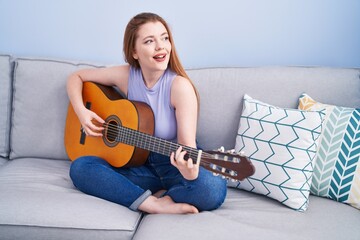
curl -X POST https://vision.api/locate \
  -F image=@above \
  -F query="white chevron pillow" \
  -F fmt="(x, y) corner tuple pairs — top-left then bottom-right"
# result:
(298, 93), (360, 210)
(231, 95), (324, 211)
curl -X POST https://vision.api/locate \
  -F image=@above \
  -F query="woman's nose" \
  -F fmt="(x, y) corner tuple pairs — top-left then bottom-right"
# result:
(155, 41), (165, 51)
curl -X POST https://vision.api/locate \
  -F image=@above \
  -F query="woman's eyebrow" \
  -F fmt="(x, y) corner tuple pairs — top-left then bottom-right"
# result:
(142, 32), (168, 40)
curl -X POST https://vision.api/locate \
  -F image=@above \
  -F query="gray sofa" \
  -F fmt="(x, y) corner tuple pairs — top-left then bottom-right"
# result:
(0, 54), (359, 240)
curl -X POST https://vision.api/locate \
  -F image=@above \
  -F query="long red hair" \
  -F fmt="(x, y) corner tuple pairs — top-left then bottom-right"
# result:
(123, 12), (200, 106)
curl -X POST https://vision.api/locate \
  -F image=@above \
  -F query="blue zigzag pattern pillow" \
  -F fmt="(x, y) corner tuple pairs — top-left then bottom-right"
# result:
(298, 93), (360, 210)
(231, 95), (323, 211)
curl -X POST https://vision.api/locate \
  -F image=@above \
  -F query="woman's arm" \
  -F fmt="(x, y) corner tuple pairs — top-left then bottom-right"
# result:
(169, 76), (199, 180)
(66, 65), (130, 136)
(171, 76), (198, 147)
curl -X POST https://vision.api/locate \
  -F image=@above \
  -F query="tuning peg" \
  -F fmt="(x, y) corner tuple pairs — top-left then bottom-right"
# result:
(237, 151), (246, 156)
(216, 146), (225, 152)
(227, 149), (235, 154)
(211, 164), (220, 177)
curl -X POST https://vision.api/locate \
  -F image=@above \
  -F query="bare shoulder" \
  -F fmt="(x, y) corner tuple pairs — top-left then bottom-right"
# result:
(171, 76), (196, 94)
(171, 76), (197, 107)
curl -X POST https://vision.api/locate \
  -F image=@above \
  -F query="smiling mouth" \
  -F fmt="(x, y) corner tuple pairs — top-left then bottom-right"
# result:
(153, 54), (166, 60)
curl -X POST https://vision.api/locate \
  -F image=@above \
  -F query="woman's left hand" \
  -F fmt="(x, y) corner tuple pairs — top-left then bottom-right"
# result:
(170, 146), (200, 180)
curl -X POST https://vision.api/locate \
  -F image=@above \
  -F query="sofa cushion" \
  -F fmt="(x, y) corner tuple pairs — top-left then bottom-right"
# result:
(133, 188), (360, 240)
(0, 55), (12, 157)
(229, 95), (323, 211)
(0, 158), (141, 240)
(0, 157), (7, 167)
(298, 93), (360, 209)
(10, 58), (104, 160)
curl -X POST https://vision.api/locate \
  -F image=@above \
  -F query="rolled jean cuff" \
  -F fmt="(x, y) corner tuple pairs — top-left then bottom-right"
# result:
(129, 189), (152, 211)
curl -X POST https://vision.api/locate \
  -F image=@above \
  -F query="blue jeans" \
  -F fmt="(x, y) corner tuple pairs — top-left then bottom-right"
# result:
(69, 152), (227, 211)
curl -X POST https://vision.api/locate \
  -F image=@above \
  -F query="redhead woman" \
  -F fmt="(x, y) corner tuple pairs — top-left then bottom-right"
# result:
(67, 12), (227, 214)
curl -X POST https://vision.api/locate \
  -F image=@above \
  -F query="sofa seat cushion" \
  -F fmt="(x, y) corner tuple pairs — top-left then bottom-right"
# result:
(0, 158), (142, 240)
(133, 188), (360, 240)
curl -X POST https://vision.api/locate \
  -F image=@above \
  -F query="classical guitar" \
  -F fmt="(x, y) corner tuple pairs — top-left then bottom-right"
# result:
(64, 82), (255, 181)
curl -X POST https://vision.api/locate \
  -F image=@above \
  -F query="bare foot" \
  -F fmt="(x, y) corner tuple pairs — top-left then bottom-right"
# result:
(138, 195), (199, 214)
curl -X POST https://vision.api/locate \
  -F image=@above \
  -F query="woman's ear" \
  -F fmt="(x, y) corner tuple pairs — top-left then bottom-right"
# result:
(132, 50), (138, 60)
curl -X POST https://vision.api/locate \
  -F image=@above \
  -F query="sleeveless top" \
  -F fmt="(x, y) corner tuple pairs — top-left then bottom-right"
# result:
(127, 66), (177, 141)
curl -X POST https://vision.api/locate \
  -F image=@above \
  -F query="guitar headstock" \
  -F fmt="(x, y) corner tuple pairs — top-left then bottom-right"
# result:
(200, 149), (255, 181)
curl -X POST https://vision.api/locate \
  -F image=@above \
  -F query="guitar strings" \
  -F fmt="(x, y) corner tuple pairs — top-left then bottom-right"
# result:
(98, 123), (237, 178)
(103, 121), (185, 154)
(104, 123), (212, 157)
(101, 122), (215, 163)
(81, 120), (238, 179)
(98, 122), (238, 179)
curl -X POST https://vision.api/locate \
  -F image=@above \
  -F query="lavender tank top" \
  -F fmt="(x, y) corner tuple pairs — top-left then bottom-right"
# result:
(127, 66), (177, 140)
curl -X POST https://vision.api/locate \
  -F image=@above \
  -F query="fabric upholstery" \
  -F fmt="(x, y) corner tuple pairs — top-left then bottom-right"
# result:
(0, 158), (141, 240)
(0, 55), (12, 157)
(0, 157), (7, 166)
(10, 58), (104, 160)
(133, 188), (360, 240)
(188, 67), (360, 151)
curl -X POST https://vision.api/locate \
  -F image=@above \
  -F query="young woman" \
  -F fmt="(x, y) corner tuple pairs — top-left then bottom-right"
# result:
(67, 12), (227, 214)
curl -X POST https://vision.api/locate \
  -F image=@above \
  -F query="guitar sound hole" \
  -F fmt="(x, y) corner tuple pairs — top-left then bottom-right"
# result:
(106, 120), (118, 142)
(103, 115), (122, 148)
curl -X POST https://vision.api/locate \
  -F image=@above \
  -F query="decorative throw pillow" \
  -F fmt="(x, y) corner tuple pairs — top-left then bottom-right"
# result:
(298, 93), (360, 210)
(230, 95), (324, 211)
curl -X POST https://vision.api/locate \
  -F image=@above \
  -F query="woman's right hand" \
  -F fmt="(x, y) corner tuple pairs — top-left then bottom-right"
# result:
(78, 108), (105, 137)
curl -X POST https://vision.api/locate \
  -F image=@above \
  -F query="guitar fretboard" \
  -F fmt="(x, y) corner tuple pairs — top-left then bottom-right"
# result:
(107, 123), (200, 162)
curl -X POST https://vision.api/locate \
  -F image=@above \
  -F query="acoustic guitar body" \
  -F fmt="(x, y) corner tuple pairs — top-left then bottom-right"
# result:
(64, 82), (155, 167)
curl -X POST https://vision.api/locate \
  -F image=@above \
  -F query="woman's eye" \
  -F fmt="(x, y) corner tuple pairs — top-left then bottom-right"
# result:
(144, 39), (153, 44)
(163, 36), (169, 41)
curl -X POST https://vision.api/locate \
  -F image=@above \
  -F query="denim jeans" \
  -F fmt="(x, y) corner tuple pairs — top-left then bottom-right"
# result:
(69, 152), (227, 211)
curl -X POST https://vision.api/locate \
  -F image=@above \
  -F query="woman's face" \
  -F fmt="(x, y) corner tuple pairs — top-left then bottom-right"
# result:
(133, 21), (171, 72)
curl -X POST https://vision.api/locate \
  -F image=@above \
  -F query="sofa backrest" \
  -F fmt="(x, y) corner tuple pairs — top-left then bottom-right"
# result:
(188, 67), (360, 150)
(0, 55), (12, 158)
(4, 56), (360, 160)
(9, 58), (105, 160)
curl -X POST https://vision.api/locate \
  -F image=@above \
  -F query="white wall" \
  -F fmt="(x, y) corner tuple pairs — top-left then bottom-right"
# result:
(0, 0), (359, 68)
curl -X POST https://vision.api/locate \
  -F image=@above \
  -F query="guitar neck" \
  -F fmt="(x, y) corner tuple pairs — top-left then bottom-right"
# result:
(115, 125), (200, 162)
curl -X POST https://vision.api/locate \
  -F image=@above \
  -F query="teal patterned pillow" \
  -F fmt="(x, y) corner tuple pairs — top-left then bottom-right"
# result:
(231, 95), (324, 211)
(299, 93), (360, 209)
